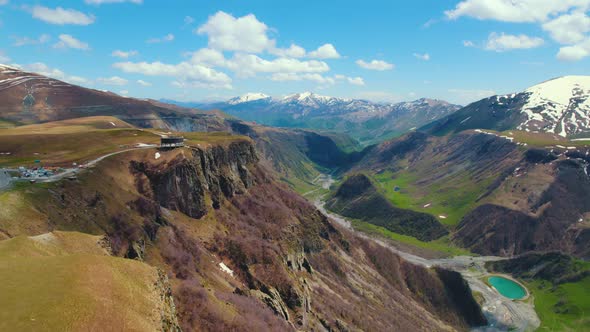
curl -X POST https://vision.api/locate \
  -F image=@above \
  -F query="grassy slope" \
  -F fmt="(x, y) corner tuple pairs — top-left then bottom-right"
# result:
(0, 232), (164, 332)
(372, 170), (491, 227)
(527, 277), (590, 331)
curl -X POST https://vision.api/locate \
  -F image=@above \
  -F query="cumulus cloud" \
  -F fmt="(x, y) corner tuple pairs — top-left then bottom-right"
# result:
(542, 12), (590, 44)
(12, 34), (51, 47)
(111, 50), (138, 58)
(270, 73), (364, 87)
(113, 61), (232, 89)
(270, 44), (307, 58)
(146, 33), (174, 44)
(485, 32), (544, 51)
(97, 76), (128, 86)
(445, 0), (590, 23)
(226, 53), (330, 78)
(196, 11), (273, 53)
(31, 6), (95, 25)
(413, 53), (430, 61)
(308, 44), (341, 59)
(189, 48), (227, 67)
(356, 59), (395, 71)
(137, 79), (152, 86)
(53, 34), (90, 50)
(20, 62), (89, 84)
(347, 76), (365, 86)
(85, 0), (142, 4)
(557, 38), (590, 61)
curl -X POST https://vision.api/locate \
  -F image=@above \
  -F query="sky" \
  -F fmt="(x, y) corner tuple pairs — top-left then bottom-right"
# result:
(0, 0), (589, 105)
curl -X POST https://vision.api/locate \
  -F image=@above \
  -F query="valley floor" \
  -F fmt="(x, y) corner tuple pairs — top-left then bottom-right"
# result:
(313, 175), (541, 332)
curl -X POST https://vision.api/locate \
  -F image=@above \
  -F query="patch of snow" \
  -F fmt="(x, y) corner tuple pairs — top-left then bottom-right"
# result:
(227, 92), (270, 105)
(439, 215), (447, 219)
(154, 152), (161, 160)
(423, 203), (431, 208)
(219, 262), (234, 276)
(109, 121), (116, 127)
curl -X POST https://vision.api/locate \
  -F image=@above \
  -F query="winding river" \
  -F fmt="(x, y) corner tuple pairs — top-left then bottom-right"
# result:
(313, 175), (540, 332)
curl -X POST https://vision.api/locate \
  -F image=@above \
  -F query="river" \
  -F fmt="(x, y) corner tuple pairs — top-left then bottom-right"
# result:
(313, 175), (540, 332)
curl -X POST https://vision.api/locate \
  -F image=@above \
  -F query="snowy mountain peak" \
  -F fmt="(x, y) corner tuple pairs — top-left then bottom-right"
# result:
(525, 76), (590, 106)
(282, 91), (333, 103)
(519, 75), (590, 137)
(227, 92), (270, 105)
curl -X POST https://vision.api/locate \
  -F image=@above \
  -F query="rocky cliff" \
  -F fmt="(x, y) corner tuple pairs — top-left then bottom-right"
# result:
(2, 138), (487, 331)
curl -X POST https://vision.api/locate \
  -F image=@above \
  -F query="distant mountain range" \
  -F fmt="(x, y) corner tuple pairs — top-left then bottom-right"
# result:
(163, 92), (462, 145)
(423, 76), (590, 138)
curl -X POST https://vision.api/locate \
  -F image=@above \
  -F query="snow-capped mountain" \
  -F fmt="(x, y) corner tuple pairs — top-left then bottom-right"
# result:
(195, 92), (461, 144)
(517, 76), (590, 136)
(424, 76), (590, 138)
(227, 92), (271, 105)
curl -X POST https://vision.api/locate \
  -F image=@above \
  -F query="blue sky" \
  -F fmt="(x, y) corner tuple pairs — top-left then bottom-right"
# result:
(0, 0), (589, 105)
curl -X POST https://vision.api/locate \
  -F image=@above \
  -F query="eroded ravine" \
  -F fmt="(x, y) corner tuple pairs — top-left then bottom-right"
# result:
(313, 176), (540, 332)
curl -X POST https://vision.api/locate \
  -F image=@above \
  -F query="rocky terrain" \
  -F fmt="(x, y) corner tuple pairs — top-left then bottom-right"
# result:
(176, 92), (461, 145)
(0, 64), (229, 132)
(423, 76), (590, 138)
(0, 126), (487, 331)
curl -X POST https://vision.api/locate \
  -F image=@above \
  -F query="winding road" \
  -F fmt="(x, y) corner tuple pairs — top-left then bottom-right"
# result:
(0, 144), (158, 190)
(313, 175), (540, 332)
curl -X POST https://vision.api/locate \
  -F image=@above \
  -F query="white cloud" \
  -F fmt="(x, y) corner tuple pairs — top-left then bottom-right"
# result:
(113, 61), (232, 89)
(53, 34), (90, 50)
(21, 62), (89, 85)
(0, 0), (8, 5)
(445, 0), (590, 23)
(270, 44), (307, 58)
(31, 6), (95, 25)
(137, 79), (152, 86)
(270, 73), (335, 85)
(119, 90), (129, 95)
(463, 40), (475, 47)
(97, 76), (128, 86)
(189, 48), (228, 67)
(356, 59), (395, 71)
(270, 73), (364, 86)
(484, 32), (544, 52)
(146, 33), (174, 44)
(196, 11), (273, 53)
(308, 44), (341, 59)
(542, 12), (590, 44)
(347, 76), (365, 86)
(413, 53), (430, 61)
(12, 34), (51, 47)
(226, 53), (330, 78)
(557, 38), (590, 61)
(111, 50), (138, 58)
(85, 0), (142, 4)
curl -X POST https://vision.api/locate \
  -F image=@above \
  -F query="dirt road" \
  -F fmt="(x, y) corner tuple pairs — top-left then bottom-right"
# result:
(315, 195), (540, 332)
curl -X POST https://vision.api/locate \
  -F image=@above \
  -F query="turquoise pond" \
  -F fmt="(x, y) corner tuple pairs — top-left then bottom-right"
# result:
(488, 276), (527, 300)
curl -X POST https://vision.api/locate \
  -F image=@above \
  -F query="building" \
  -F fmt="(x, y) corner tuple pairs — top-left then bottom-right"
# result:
(160, 136), (185, 149)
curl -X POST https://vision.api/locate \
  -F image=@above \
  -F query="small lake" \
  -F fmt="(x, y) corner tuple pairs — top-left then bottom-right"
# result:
(488, 276), (527, 300)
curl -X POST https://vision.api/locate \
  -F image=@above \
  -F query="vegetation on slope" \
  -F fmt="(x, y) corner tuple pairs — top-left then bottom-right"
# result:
(326, 173), (448, 241)
(487, 253), (590, 331)
(0, 231), (179, 332)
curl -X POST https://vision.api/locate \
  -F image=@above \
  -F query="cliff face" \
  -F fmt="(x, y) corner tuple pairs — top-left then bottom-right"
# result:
(8, 139), (486, 331)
